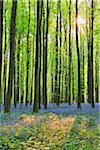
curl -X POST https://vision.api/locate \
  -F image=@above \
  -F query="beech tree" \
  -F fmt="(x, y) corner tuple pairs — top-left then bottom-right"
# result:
(76, 0), (81, 108)
(68, 0), (72, 105)
(54, 0), (59, 104)
(43, 0), (49, 109)
(33, 0), (40, 112)
(26, 0), (31, 106)
(4, 0), (17, 113)
(0, 0), (3, 108)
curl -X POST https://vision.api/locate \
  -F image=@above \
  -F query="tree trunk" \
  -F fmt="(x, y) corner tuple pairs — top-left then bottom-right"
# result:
(68, 0), (72, 105)
(76, 0), (81, 108)
(88, 0), (94, 107)
(54, 1), (59, 105)
(4, 6), (7, 106)
(82, 42), (85, 103)
(90, 0), (94, 107)
(30, 0), (36, 105)
(72, 61), (74, 101)
(43, 0), (49, 109)
(57, 0), (62, 105)
(26, 0), (31, 106)
(33, 0), (40, 112)
(95, 50), (99, 102)
(64, 17), (68, 103)
(38, 0), (43, 109)
(16, 35), (21, 104)
(5, 0), (17, 113)
(0, 0), (3, 108)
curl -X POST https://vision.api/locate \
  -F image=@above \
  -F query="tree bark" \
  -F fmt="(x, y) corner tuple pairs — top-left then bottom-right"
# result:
(76, 0), (81, 108)
(43, 0), (49, 109)
(0, 0), (3, 107)
(54, 1), (59, 105)
(26, 0), (31, 106)
(16, 35), (21, 104)
(33, 0), (40, 112)
(5, 0), (17, 113)
(57, 0), (62, 105)
(68, 0), (72, 105)
(4, 6), (7, 106)
(95, 50), (99, 102)
(90, 0), (94, 107)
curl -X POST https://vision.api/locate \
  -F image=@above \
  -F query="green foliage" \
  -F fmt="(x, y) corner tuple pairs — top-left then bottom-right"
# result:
(0, 112), (99, 150)
(63, 115), (100, 150)
(0, 113), (75, 149)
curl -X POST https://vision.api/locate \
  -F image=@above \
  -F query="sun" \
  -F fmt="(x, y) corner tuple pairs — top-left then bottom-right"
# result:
(76, 16), (85, 25)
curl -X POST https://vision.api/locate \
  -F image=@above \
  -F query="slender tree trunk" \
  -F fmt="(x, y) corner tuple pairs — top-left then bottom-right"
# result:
(88, 0), (94, 107)
(0, 0), (3, 108)
(4, 6), (7, 106)
(26, 0), (31, 106)
(68, 0), (72, 105)
(82, 42), (85, 103)
(87, 6), (91, 103)
(14, 63), (17, 108)
(43, 0), (49, 109)
(16, 35), (21, 103)
(30, 1), (36, 105)
(20, 1), (24, 108)
(57, 0), (62, 105)
(42, 1), (45, 106)
(64, 18), (68, 103)
(30, 35), (34, 105)
(51, 65), (54, 103)
(72, 61), (74, 101)
(38, 0), (43, 109)
(33, 0), (40, 112)
(76, 0), (81, 108)
(95, 49), (99, 102)
(54, 1), (59, 104)
(5, 0), (17, 113)
(90, 0), (94, 107)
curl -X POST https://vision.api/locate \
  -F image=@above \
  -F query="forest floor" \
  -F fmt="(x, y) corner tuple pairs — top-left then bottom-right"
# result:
(0, 103), (100, 150)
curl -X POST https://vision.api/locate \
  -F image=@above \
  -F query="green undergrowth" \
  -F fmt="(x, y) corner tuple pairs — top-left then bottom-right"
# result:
(63, 115), (100, 150)
(0, 113), (99, 150)
(0, 113), (75, 150)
